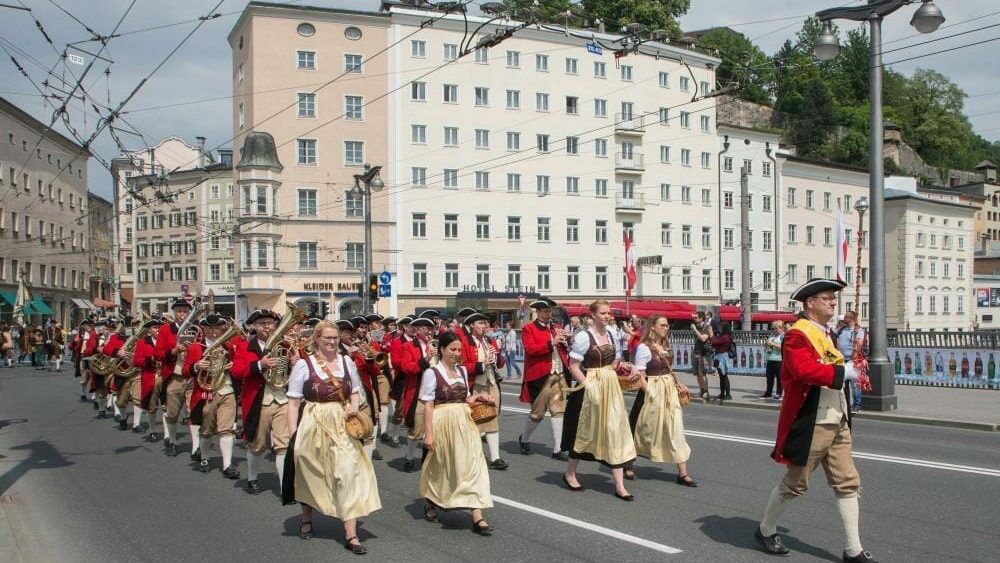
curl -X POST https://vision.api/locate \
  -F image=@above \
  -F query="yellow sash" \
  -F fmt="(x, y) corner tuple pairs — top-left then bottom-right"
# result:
(790, 318), (844, 366)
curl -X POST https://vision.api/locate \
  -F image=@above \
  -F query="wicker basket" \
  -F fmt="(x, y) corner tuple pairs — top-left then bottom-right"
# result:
(618, 375), (642, 392)
(676, 385), (691, 408)
(345, 410), (373, 441)
(469, 402), (498, 424)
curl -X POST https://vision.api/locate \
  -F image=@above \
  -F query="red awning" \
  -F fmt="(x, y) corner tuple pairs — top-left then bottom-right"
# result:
(718, 305), (741, 321)
(92, 298), (115, 308)
(751, 311), (798, 323)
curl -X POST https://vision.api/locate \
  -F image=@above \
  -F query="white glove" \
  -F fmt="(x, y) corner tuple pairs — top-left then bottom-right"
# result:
(843, 363), (858, 381)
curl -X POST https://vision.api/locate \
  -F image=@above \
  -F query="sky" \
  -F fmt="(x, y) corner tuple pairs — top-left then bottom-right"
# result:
(1, 0), (996, 199)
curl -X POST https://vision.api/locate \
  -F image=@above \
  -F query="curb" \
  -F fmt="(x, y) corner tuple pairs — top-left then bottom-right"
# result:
(691, 398), (1000, 432)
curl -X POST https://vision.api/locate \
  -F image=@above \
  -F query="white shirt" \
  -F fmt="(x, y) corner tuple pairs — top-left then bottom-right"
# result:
(632, 343), (653, 371)
(568, 327), (621, 362)
(418, 365), (470, 402)
(286, 355), (362, 400)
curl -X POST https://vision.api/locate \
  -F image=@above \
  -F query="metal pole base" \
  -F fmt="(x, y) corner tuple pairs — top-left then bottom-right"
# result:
(861, 361), (898, 411)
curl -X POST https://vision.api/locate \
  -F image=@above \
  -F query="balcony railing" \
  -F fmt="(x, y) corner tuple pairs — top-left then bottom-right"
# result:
(615, 191), (646, 211)
(615, 113), (645, 133)
(615, 153), (644, 171)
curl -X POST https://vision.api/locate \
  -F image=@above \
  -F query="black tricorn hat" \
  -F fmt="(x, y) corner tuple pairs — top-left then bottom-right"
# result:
(336, 319), (356, 331)
(529, 297), (558, 309)
(418, 310), (440, 319)
(456, 307), (477, 317)
(199, 314), (228, 327)
(246, 309), (281, 325)
(171, 298), (192, 310)
(790, 278), (848, 302)
(462, 312), (490, 325)
(411, 318), (435, 328)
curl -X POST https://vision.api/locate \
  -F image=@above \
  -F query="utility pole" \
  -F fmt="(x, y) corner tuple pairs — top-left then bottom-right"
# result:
(352, 164), (384, 315)
(740, 165), (752, 331)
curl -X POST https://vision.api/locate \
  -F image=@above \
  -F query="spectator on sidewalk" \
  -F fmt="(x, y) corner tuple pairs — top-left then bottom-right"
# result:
(763, 321), (785, 399)
(501, 321), (522, 381)
(565, 316), (583, 338)
(836, 312), (866, 414)
(1, 323), (12, 367)
(712, 323), (734, 401)
(690, 311), (715, 400)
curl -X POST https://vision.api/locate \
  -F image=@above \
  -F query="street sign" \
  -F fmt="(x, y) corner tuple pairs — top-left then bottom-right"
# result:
(586, 42), (603, 55)
(378, 284), (392, 298)
(67, 53), (84, 65)
(181, 284), (189, 293)
(183, 293), (194, 305)
(379, 271), (392, 284)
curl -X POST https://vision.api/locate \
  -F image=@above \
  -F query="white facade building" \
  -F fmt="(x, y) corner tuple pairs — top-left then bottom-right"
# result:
(387, 6), (721, 311)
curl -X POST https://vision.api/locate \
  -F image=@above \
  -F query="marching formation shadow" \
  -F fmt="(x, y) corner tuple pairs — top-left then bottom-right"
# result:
(0, 439), (73, 495)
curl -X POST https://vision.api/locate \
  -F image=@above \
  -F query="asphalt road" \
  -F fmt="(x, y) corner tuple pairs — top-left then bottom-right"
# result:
(1, 367), (998, 563)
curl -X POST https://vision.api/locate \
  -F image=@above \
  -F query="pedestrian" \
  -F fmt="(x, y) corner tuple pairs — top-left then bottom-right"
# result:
(501, 321), (522, 380)
(398, 317), (435, 472)
(561, 300), (637, 500)
(619, 318), (634, 361)
(517, 298), (569, 461)
(47, 321), (65, 371)
(624, 315), (696, 486)
(690, 311), (714, 400)
(284, 320), (381, 553)
(712, 323), (734, 401)
(626, 314), (643, 359)
(69, 320), (98, 402)
(31, 325), (46, 368)
(836, 311), (866, 414)
(565, 315), (582, 337)
(461, 312), (507, 470)
(0, 323), (12, 367)
(420, 330), (495, 536)
(16, 324), (31, 365)
(130, 317), (163, 439)
(762, 321), (785, 399)
(754, 278), (875, 563)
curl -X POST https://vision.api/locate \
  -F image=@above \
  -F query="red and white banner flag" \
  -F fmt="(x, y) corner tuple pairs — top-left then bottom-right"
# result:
(835, 209), (848, 283)
(624, 231), (636, 296)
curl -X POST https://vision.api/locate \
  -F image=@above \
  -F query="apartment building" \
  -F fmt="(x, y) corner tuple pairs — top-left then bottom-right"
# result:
(0, 96), (93, 326)
(229, 3), (391, 320)
(87, 193), (115, 306)
(885, 178), (976, 331)
(114, 137), (235, 314)
(386, 4), (721, 312)
(778, 155), (871, 320)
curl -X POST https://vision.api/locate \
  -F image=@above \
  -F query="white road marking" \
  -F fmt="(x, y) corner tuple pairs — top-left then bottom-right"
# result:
(499, 406), (1000, 477)
(491, 494), (683, 555)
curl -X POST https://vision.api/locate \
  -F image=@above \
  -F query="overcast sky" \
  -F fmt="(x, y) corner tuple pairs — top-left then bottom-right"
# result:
(1, 0), (996, 198)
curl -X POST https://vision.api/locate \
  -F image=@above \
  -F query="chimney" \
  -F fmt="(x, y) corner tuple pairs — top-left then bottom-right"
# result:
(196, 136), (207, 167)
(975, 160), (997, 184)
(949, 176), (958, 188)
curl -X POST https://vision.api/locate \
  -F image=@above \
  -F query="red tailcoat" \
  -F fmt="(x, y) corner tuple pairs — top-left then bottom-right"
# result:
(184, 337), (242, 412)
(349, 346), (378, 415)
(154, 322), (180, 379)
(771, 327), (848, 466)
(520, 320), (569, 403)
(131, 336), (159, 409)
(102, 333), (126, 392)
(70, 330), (99, 357)
(460, 333), (504, 387)
(397, 337), (429, 426)
(231, 338), (286, 441)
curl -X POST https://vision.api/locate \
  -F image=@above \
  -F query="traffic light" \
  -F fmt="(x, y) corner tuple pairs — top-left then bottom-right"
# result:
(368, 274), (379, 302)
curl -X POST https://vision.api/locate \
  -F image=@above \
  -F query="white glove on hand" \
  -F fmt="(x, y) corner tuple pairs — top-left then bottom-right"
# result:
(843, 363), (858, 381)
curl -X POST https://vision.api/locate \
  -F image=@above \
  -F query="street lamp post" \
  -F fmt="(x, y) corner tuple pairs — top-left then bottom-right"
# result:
(814, 0), (945, 411)
(853, 196), (869, 314)
(352, 164), (384, 315)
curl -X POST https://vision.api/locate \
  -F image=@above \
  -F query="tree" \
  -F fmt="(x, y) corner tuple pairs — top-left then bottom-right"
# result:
(695, 27), (774, 105)
(579, 0), (691, 39)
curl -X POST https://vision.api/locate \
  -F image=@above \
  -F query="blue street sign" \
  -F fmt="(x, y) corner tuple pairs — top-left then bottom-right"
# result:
(586, 42), (603, 55)
(378, 284), (392, 298)
(379, 271), (392, 284)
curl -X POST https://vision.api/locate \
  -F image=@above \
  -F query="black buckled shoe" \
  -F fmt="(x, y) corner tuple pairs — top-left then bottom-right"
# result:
(164, 442), (177, 457)
(97, 410), (106, 419)
(190, 448), (201, 461)
(245, 478), (263, 493)
(132, 425), (145, 434)
(199, 460), (210, 473)
(754, 528), (791, 556)
(471, 519), (493, 537)
(223, 465), (241, 480)
(517, 434), (531, 455)
(113, 414), (122, 423)
(489, 458), (509, 470)
(371, 449), (383, 461)
(403, 459), (415, 473)
(92, 400), (99, 411)
(118, 419), (128, 431)
(145, 432), (160, 443)
(676, 474), (698, 487)
(344, 537), (367, 555)
(843, 550), (877, 563)
(551, 451), (569, 462)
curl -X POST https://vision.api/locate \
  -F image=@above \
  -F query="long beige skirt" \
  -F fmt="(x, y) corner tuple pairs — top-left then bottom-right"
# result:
(633, 375), (691, 463)
(294, 401), (382, 520)
(573, 367), (637, 467)
(419, 402), (493, 509)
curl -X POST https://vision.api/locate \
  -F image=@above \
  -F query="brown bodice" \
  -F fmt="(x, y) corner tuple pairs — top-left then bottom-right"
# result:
(582, 330), (616, 369)
(645, 343), (673, 376)
(432, 366), (469, 404)
(303, 355), (352, 403)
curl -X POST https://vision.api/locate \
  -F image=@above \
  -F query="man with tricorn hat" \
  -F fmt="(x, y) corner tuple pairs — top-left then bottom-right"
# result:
(156, 298), (194, 457)
(460, 311), (507, 470)
(754, 279), (875, 563)
(517, 297), (570, 461)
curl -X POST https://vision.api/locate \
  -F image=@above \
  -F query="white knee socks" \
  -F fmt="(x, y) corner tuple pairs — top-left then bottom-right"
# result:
(836, 495), (863, 557)
(55, 358), (62, 371)
(275, 453), (286, 487)
(246, 450), (260, 480)
(522, 418), (541, 441)
(485, 432), (500, 462)
(189, 425), (200, 453)
(406, 438), (419, 460)
(550, 417), (565, 452)
(113, 402), (122, 418)
(760, 486), (794, 536)
(161, 413), (172, 441)
(379, 406), (390, 435)
(132, 406), (146, 428)
(220, 436), (235, 470)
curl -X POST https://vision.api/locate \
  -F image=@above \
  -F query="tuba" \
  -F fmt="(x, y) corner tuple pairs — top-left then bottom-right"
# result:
(261, 301), (308, 388)
(427, 337), (440, 367)
(195, 322), (247, 392)
(113, 319), (154, 381)
(172, 305), (208, 376)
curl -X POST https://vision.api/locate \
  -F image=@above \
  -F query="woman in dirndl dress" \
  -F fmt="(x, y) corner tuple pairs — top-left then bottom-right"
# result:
(625, 315), (697, 486)
(285, 321), (381, 555)
(561, 300), (638, 500)
(420, 331), (496, 535)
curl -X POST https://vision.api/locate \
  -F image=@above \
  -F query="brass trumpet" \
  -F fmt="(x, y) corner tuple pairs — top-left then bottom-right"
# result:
(261, 301), (308, 388)
(360, 339), (388, 366)
(427, 337), (439, 367)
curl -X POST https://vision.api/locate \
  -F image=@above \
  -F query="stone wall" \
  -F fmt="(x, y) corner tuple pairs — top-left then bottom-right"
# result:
(716, 95), (778, 131)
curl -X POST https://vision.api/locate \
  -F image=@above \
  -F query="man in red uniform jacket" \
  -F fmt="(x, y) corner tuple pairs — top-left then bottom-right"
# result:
(184, 314), (242, 477)
(231, 309), (290, 495)
(382, 316), (413, 447)
(336, 319), (380, 460)
(69, 318), (99, 403)
(755, 278), (873, 563)
(102, 319), (129, 426)
(154, 299), (194, 457)
(517, 298), (570, 461)
(130, 318), (163, 441)
(461, 311), (507, 470)
(397, 317), (433, 472)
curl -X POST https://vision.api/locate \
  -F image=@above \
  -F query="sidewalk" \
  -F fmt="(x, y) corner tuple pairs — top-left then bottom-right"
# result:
(673, 371), (1000, 432)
